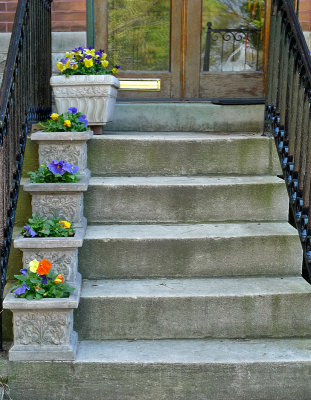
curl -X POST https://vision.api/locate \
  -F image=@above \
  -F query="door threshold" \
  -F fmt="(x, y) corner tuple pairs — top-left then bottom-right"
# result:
(116, 98), (266, 104)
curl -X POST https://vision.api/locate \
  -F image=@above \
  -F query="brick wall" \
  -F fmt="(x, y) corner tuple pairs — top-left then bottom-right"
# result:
(0, 0), (310, 33)
(299, 0), (311, 31)
(0, 0), (86, 32)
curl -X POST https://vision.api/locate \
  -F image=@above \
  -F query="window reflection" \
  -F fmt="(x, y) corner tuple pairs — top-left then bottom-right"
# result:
(108, 0), (171, 71)
(201, 0), (264, 72)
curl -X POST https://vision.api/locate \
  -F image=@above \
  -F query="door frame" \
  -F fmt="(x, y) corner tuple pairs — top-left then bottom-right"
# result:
(87, 0), (268, 99)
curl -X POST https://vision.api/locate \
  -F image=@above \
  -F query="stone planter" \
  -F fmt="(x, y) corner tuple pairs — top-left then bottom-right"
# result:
(50, 75), (120, 125)
(3, 273), (81, 361)
(23, 174), (89, 227)
(14, 227), (84, 284)
(0, 387), (4, 400)
(31, 130), (93, 175)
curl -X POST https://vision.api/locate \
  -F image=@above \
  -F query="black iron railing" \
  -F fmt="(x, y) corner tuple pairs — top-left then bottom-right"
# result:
(0, 0), (52, 349)
(265, 0), (311, 280)
(203, 22), (263, 72)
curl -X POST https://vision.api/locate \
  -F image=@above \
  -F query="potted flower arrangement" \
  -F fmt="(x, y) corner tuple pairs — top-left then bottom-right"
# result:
(14, 214), (83, 284)
(23, 158), (88, 227)
(50, 47), (120, 131)
(31, 107), (93, 176)
(3, 258), (81, 361)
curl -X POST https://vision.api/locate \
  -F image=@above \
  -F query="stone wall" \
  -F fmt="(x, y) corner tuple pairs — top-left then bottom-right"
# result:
(0, 0), (86, 32)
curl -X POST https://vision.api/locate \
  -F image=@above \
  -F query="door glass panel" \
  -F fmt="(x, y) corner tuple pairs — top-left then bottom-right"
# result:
(108, 0), (171, 71)
(201, 0), (264, 72)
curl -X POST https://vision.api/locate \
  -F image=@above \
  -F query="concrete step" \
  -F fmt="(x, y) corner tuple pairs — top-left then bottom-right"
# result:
(75, 276), (311, 340)
(105, 103), (264, 132)
(79, 222), (302, 279)
(88, 132), (281, 177)
(85, 176), (288, 223)
(3, 338), (311, 399)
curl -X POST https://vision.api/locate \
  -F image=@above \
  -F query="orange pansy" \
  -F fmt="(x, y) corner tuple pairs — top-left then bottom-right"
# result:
(36, 258), (52, 275)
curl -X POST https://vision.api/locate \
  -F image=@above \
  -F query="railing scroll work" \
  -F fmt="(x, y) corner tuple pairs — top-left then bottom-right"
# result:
(265, 0), (311, 279)
(0, 0), (52, 350)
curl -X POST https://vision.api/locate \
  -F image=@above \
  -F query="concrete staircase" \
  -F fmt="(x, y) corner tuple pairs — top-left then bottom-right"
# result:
(3, 103), (311, 399)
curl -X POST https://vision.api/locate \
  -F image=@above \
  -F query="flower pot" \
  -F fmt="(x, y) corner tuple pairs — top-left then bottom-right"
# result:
(0, 387), (4, 400)
(14, 227), (84, 284)
(50, 75), (120, 125)
(23, 174), (89, 227)
(31, 130), (93, 175)
(3, 274), (81, 361)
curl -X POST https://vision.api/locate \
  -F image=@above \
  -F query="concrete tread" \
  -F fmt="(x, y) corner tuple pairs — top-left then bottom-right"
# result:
(84, 222), (298, 240)
(98, 132), (266, 140)
(89, 175), (284, 187)
(76, 338), (311, 363)
(81, 276), (311, 298)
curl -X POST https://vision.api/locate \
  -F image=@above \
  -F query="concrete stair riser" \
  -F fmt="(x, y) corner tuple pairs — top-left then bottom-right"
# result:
(85, 176), (288, 223)
(105, 103), (265, 132)
(2, 338), (311, 400)
(88, 134), (281, 176)
(75, 277), (311, 340)
(79, 223), (302, 279)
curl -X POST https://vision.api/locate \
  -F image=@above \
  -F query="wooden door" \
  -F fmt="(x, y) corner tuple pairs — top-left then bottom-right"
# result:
(92, 0), (265, 99)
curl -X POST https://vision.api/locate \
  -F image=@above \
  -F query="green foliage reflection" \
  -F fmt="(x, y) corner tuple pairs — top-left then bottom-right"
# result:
(108, 0), (170, 71)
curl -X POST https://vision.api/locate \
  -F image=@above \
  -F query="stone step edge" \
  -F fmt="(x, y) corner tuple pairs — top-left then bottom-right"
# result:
(75, 338), (311, 363)
(80, 276), (311, 298)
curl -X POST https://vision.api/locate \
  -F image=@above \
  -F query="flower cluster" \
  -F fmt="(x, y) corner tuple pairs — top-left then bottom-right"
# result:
(39, 107), (88, 132)
(28, 160), (79, 183)
(56, 47), (120, 76)
(12, 258), (74, 299)
(22, 214), (74, 238)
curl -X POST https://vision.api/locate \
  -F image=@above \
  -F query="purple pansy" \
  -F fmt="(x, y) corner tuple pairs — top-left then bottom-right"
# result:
(63, 161), (79, 174)
(48, 160), (65, 175)
(39, 275), (48, 285)
(13, 282), (30, 296)
(78, 116), (88, 126)
(20, 268), (28, 275)
(23, 225), (37, 237)
(68, 107), (77, 114)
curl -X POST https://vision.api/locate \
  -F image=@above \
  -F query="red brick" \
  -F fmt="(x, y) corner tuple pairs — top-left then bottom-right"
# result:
(52, 12), (86, 21)
(52, 20), (86, 32)
(0, 12), (15, 22)
(6, 2), (17, 11)
(52, 1), (85, 12)
(0, 4), (7, 11)
(0, 22), (7, 32)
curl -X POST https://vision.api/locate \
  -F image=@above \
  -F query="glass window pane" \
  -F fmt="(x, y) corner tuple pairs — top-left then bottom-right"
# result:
(108, 0), (171, 71)
(201, 0), (265, 72)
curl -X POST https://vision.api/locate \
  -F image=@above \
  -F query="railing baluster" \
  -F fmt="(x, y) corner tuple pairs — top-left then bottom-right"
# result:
(0, 0), (52, 350)
(266, 0), (311, 279)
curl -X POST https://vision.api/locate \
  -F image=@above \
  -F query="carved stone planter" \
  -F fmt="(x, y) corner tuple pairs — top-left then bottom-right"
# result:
(14, 227), (84, 284)
(23, 174), (89, 227)
(3, 274), (81, 361)
(50, 75), (120, 125)
(31, 130), (93, 175)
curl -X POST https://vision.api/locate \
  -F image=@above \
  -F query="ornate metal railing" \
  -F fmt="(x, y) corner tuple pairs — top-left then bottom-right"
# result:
(0, 0), (52, 349)
(265, 0), (311, 280)
(203, 22), (263, 72)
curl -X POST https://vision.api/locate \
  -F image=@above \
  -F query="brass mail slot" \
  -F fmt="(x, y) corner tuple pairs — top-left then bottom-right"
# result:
(119, 78), (161, 91)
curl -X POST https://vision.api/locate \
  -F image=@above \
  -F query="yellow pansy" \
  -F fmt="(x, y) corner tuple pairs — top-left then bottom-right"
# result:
(71, 63), (78, 70)
(64, 120), (71, 127)
(65, 52), (73, 59)
(112, 67), (119, 74)
(83, 58), (94, 68)
(29, 259), (39, 273)
(65, 60), (71, 68)
(59, 220), (71, 229)
(54, 274), (65, 283)
(56, 62), (66, 71)
(101, 53), (107, 60)
(50, 113), (59, 120)
(101, 60), (109, 68)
